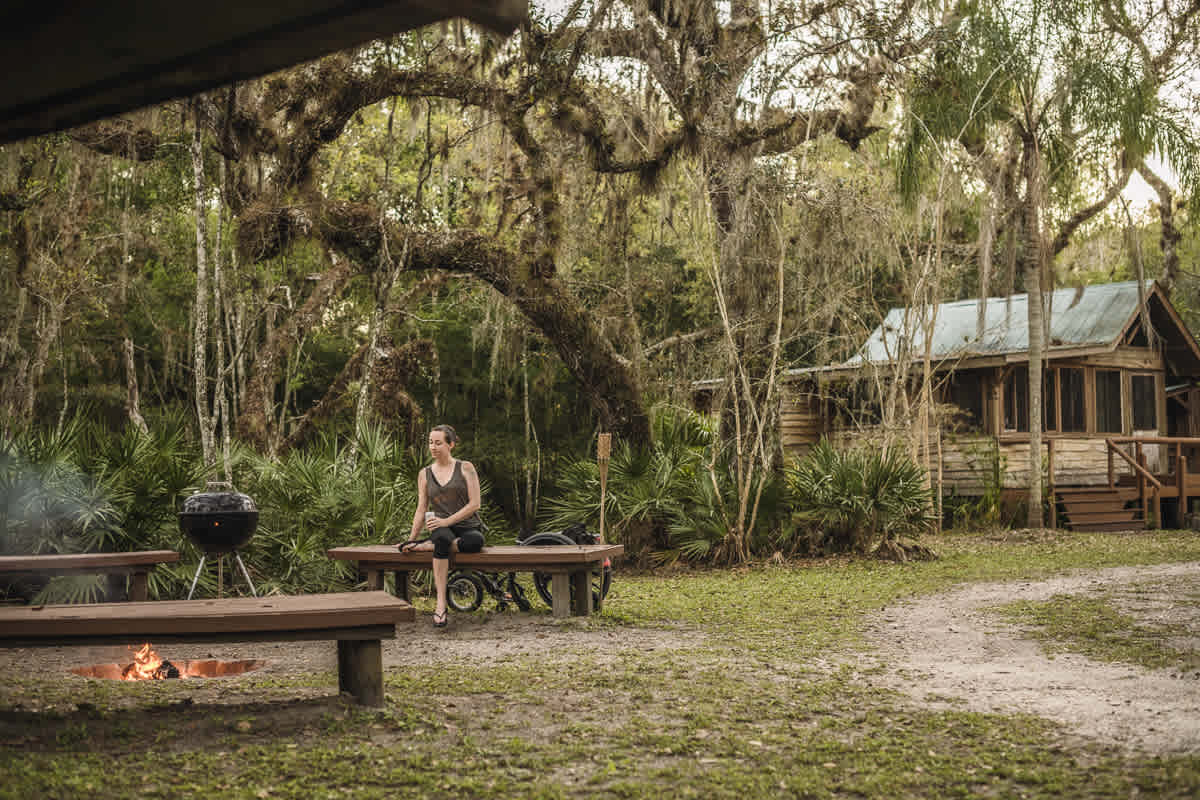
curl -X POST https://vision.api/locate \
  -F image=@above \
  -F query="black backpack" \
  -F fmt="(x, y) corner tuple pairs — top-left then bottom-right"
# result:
(560, 522), (598, 544)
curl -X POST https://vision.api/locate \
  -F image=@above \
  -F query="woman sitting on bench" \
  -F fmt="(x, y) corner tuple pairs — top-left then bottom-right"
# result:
(399, 424), (484, 627)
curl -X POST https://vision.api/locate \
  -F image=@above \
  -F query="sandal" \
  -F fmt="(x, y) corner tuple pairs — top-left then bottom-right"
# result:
(432, 610), (448, 628)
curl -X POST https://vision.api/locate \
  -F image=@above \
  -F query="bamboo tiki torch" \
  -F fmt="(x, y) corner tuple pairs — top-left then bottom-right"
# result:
(597, 433), (612, 543)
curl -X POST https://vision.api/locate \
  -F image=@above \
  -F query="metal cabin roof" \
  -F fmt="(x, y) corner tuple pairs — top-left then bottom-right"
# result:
(813, 280), (1156, 372)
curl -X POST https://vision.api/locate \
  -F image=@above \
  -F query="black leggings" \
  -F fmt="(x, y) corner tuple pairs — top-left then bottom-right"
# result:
(431, 525), (484, 559)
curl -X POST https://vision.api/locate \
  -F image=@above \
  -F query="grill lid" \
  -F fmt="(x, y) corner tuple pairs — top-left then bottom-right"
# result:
(180, 482), (257, 515)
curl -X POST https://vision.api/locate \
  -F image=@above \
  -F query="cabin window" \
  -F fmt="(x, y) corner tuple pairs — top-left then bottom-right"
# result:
(947, 372), (984, 431)
(1003, 366), (1029, 431)
(1132, 374), (1157, 430)
(1096, 370), (1122, 433)
(1043, 370), (1057, 431)
(1060, 368), (1086, 432)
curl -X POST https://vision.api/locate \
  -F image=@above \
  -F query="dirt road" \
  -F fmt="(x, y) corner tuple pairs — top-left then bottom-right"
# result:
(866, 562), (1200, 754)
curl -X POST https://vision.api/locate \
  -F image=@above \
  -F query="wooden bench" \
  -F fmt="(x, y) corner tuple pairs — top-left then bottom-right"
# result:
(0, 591), (413, 705)
(327, 544), (624, 618)
(0, 550), (181, 602)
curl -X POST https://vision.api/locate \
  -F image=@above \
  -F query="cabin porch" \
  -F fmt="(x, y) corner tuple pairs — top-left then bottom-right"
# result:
(1050, 437), (1200, 531)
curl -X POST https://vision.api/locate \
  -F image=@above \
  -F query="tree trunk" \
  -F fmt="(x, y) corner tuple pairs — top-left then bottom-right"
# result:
(351, 94), (402, 452)
(237, 250), (357, 450)
(23, 299), (63, 422)
(119, 160), (149, 435)
(977, 182), (996, 341)
(1, 286), (29, 420)
(1137, 162), (1181, 296)
(213, 159), (232, 481)
(191, 109), (215, 466)
(1022, 136), (1045, 529)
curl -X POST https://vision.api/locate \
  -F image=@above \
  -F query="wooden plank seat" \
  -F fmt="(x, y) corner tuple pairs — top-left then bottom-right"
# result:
(0, 550), (181, 602)
(327, 544), (624, 618)
(0, 591), (413, 705)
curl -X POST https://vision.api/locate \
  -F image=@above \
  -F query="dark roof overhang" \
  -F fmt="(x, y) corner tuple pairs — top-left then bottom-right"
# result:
(0, 1), (527, 144)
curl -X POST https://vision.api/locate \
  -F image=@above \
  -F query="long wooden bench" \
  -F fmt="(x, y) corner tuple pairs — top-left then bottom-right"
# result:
(0, 550), (181, 602)
(0, 591), (413, 705)
(327, 544), (624, 618)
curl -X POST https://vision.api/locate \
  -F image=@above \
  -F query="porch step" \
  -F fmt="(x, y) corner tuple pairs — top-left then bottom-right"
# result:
(1056, 488), (1144, 532)
(1075, 520), (1146, 532)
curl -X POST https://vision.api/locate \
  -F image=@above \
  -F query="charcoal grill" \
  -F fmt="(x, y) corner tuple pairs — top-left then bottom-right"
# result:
(179, 481), (258, 599)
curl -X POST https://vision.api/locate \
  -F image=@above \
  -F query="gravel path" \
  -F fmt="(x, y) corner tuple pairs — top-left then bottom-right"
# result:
(865, 562), (1200, 754)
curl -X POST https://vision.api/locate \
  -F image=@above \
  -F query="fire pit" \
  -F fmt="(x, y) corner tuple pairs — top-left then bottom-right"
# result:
(71, 643), (264, 681)
(179, 482), (259, 599)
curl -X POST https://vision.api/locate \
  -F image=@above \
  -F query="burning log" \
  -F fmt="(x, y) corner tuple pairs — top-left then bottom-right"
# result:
(120, 643), (182, 680)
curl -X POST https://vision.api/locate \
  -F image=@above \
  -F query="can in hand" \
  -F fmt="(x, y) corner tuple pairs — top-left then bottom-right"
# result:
(425, 511), (437, 530)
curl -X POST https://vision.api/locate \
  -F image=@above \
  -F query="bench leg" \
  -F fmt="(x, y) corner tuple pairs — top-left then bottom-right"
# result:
(337, 639), (384, 706)
(551, 573), (571, 618)
(104, 573), (125, 602)
(571, 570), (593, 616)
(394, 570), (410, 602)
(364, 569), (384, 591)
(128, 570), (149, 602)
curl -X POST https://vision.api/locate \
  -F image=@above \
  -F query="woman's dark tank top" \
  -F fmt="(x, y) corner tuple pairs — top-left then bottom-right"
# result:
(426, 460), (480, 528)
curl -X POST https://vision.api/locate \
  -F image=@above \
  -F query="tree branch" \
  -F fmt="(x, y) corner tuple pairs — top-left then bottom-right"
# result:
(69, 119), (166, 161)
(1138, 160), (1182, 294)
(1050, 161), (1134, 256)
(644, 327), (720, 356)
(238, 199), (650, 440)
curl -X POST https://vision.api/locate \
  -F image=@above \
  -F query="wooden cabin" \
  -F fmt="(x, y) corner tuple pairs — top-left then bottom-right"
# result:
(783, 280), (1200, 530)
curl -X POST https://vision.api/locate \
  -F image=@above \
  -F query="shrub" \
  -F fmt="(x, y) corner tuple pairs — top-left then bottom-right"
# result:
(785, 439), (935, 557)
(540, 408), (704, 562)
(1, 417), (507, 600)
(0, 411), (209, 602)
(241, 422), (505, 595)
(541, 405), (791, 564)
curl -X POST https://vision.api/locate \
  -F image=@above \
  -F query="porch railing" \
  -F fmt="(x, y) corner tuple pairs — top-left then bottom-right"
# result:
(1103, 436), (1200, 527)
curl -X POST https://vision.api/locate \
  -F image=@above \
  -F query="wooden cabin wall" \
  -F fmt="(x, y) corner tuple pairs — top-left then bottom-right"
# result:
(939, 436), (1141, 494)
(812, 429), (1146, 495)
(779, 401), (1154, 496)
(781, 393), (823, 456)
(781, 346), (1171, 493)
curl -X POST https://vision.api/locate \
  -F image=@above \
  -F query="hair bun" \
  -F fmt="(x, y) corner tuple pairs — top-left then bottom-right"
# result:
(431, 424), (458, 444)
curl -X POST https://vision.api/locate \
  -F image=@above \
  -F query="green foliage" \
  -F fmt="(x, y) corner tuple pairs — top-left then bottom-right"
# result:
(897, 0), (1200, 213)
(240, 422), (506, 595)
(0, 411), (209, 601)
(0, 415), (508, 599)
(241, 424), (424, 594)
(785, 439), (935, 555)
(541, 406), (790, 563)
(540, 407), (709, 560)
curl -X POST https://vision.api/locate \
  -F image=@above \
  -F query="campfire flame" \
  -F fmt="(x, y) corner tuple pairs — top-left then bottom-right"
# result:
(120, 643), (182, 680)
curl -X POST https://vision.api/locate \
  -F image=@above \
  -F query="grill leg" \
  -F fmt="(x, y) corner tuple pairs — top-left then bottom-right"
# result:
(186, 555), (207, 600)
(233, 553), (257, 597)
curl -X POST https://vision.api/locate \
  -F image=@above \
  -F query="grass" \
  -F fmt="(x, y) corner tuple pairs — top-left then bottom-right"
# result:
(993, 585), (1200, 674)
(1, 529), (1198, 798)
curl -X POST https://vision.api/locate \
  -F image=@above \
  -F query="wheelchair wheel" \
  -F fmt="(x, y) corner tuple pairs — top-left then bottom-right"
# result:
(532, 567), (611, 609)
(447, 571), (484, 613)
(523, 531), (611, 609)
